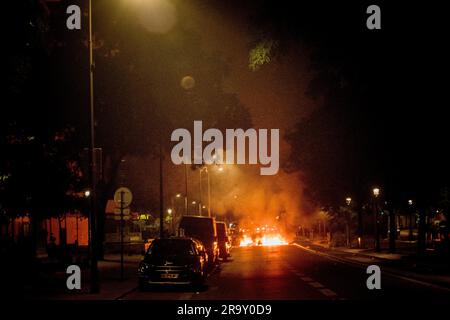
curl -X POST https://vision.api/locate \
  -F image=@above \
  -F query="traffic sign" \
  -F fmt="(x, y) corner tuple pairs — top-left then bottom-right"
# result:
(114, 187), (132, 208)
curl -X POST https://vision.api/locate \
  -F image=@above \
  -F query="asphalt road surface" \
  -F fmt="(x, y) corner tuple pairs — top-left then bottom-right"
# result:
(121, 244), (450, 300)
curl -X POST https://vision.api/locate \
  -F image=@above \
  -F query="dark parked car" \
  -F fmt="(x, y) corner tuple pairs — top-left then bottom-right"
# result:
(216, 221), (231, 260)
(179, 215), (219, 267)
(138, 237), (207, 289)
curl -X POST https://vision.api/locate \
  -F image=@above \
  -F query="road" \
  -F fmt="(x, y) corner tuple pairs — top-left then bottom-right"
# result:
(121, 244), (450, 300)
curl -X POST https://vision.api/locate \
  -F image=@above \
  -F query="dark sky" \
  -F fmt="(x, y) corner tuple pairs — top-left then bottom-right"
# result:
(5, 0), (449, 225)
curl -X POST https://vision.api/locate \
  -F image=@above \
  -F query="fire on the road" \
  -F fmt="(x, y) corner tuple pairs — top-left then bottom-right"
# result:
(239, 234), (288, 247)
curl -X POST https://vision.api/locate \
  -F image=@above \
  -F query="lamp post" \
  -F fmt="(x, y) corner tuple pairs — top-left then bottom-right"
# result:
(199, 167), (211, 217)
(87, 0), (99, 294)
(167, 208), (173, 235)
(408, 199), (414, 241)
(345, 197), (352, 247)
(184, 163), (189, 216)
(373, 187), (381, 252)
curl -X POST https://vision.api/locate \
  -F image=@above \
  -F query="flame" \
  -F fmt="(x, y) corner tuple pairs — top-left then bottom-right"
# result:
(239, 233), (288, 247)
(260, 234), (288, 246)
(239, 235), (253, 246)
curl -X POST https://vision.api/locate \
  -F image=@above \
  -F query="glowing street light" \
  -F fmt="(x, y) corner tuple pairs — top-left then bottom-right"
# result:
(372, 187), (381, 252)
(373, 187), (380, 198)
(167, 208), (173, 214)
(84, 190), (91, 198)
(408, 199), (413, 206)
(345, 197), (352, 206)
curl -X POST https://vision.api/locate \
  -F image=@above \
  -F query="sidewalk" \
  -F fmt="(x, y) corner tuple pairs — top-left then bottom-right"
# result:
(294, 238), (450, 290)
(25, 253), (141, 300)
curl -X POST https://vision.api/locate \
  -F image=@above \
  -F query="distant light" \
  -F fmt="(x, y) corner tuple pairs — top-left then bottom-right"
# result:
(176, 193), (181, 198)
(202, 205), (206, 209)
(84, 190), (91, 198)
(218, 166), (224, 172)
(408, 199), (413, 205)
(373, 188), (380, 197)
(192, 201), (196, 205)
(139, 214), (148, 220)
(345, 197), (352, 206)
(167, 208), (173, 214)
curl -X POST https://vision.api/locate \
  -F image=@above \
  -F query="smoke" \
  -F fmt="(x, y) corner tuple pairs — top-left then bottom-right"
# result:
(211, 164), (307, 236)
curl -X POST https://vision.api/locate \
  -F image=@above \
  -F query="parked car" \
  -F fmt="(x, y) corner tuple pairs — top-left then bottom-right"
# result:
(179, 215), (219, 267)
(138, 237), (207, 289)
(216, 221), (231, 260)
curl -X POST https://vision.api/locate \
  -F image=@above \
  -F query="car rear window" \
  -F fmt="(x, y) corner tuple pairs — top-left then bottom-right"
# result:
(147, 240), (196, 256)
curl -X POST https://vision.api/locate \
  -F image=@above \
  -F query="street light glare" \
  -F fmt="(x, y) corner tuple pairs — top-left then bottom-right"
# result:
(84, 190), (91, 198)
(373, 188), (380, 197)
(135, 0), (177, 34)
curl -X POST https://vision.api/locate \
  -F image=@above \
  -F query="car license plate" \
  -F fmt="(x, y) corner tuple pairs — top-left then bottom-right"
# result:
(161, 273), (178, 279)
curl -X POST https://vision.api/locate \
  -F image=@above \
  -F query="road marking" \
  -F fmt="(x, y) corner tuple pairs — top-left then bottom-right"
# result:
(309, 282), (324, 288)
(292, 243), (450, 293)
(319, 288), (337, 297)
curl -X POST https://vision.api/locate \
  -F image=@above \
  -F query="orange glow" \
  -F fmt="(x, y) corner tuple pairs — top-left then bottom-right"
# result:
(239, 233), (288, 247)
(239, 235), (253, 246)
(260, 234), (288, 246)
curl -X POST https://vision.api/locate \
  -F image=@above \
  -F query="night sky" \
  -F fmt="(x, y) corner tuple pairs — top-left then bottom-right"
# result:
(4, 0), (449, 223)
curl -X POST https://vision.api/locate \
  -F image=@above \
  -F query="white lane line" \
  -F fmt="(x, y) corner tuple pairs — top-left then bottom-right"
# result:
(292, 243), (450, 293)
(287, 261), (340, 299)
(309, 282), (325, 288)
(319, 288), (338, 297)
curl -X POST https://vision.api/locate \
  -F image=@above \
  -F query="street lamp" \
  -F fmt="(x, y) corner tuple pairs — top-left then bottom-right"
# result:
(408, 199), (414, 241)
(199, 166), (211, 217)
(373, 188), (380, 198)
(372, 187), (381, 252)
(345, 197), (352, 206)
(345, 197), (352, 247)
(87, 0), (99, 294)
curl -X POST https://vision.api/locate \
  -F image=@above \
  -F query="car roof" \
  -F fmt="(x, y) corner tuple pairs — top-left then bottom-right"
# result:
(152, 237), (194, 242)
